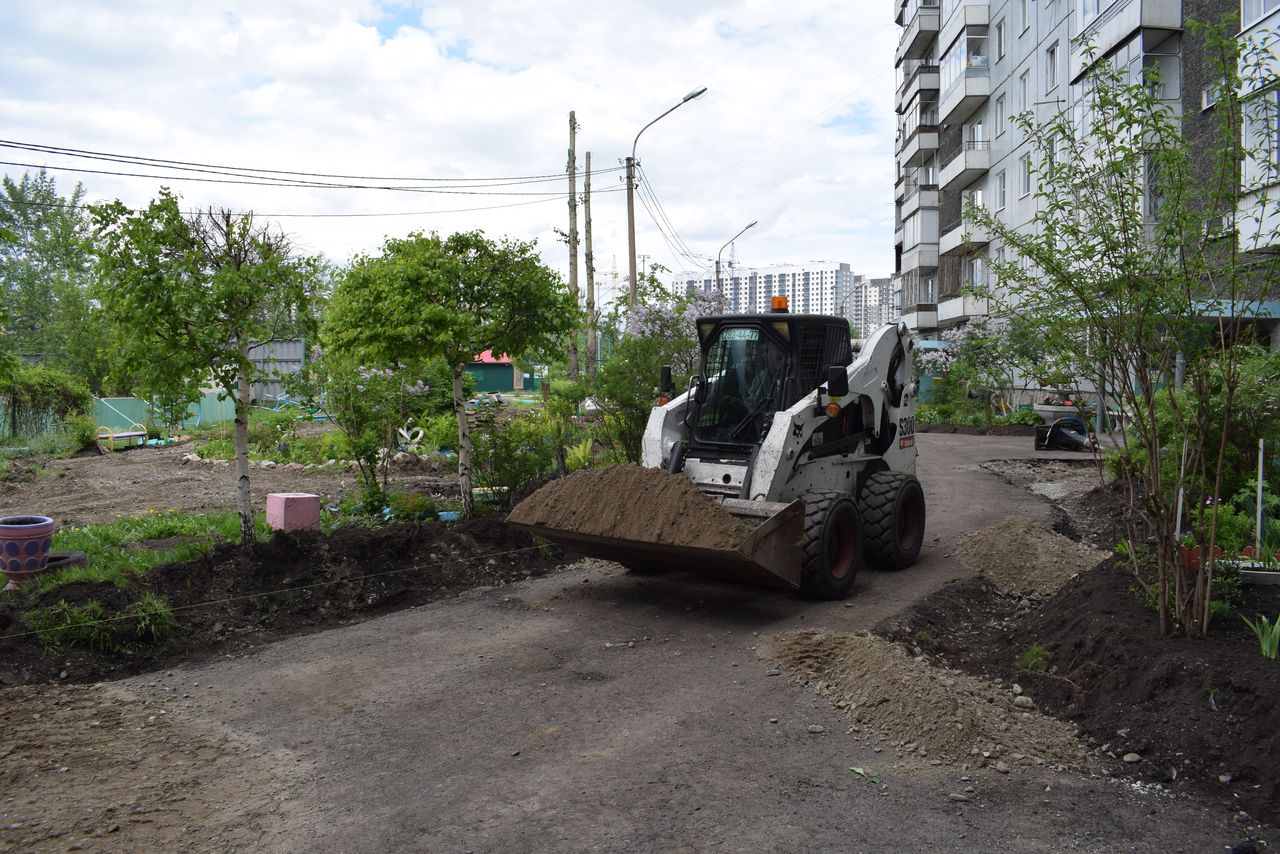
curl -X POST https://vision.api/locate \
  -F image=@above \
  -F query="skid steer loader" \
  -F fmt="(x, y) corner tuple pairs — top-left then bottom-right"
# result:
(510, 298), (926, 599)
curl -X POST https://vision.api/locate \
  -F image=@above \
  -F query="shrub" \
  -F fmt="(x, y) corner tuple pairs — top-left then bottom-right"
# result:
(125, 593), (177, 642)
(470, 412), (555, 507)
(63, 413), (98, 450)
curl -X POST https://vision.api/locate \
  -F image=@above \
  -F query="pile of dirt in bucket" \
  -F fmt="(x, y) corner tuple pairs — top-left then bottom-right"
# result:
(0, 517), (567, 687)
(508, 465), (751, 550)
(956, 517), (1108, 598)
(764, 629), (1091, 770)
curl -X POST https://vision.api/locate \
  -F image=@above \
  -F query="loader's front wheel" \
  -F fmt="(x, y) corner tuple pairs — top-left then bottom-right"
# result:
(859, 470), (926, 571)
(799, 491), (862, 600)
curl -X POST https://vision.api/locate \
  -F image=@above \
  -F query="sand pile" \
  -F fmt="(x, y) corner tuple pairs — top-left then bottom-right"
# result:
(507, 465), (751, 550)
(764, 630), (1090, 769)
(957, 517), (1108, 598)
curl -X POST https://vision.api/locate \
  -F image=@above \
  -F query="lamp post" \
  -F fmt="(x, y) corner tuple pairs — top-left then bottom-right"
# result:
(626, 86), (708, 317)
(715, 220), (758, 293)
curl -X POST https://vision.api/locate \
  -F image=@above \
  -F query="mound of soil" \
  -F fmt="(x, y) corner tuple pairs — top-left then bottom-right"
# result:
(0, 518), (565, 687)
(880, 566), (1280, 825)
(957, 517), (1109, 598)
(918, 423), (1038, 436)
(508, 465), (750, 551)
(764, 630), (1090, 769)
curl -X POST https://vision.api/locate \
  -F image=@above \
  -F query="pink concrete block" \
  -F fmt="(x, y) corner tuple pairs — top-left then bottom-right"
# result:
(266, 492), (321, 532)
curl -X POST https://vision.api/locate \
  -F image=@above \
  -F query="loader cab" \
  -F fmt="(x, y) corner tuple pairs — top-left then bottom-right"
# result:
(690, 313), (853, 453)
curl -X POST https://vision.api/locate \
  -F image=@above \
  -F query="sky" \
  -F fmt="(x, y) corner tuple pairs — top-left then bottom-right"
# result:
(1, 1), (899, 307)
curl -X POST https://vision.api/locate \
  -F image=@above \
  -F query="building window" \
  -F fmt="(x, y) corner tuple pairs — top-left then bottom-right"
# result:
(995, 94), (1007, 135)
(1019, 0), (1030, 32)
(1045, 133), (1058, 170)
(1020, 153), (1032, 197)
(1202, 84), (1220, 111)
(1243, 0), (1280, 28)
(1079, 0), (1102, 29)
(1244, 89), (1280, 188)
(1019, 70), (1030, 113)
(996, 170), (1007, 209)
(1046, 42), (1058, 91)
(995, 19), (1005, 60)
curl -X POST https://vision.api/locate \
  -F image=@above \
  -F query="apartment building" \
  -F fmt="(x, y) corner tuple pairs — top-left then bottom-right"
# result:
(891, 0), (1235, 337)
(675, 262), (858, 317)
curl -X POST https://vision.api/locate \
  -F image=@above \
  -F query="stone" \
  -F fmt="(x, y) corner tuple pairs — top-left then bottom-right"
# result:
(1123, 752), (1141, 763)
(266, 492), (322, 532)
(807, 724), (825, 734)
(1013, 696), (1035, 709)
(993, 762), (1010, 774)
(1011, 683), (1023, 696)
(948, 793), (970, 803)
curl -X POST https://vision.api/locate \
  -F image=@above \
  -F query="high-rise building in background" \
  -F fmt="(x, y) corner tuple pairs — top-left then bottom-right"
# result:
(673, 263), (897, 334)
(891, 0), (1238, 338)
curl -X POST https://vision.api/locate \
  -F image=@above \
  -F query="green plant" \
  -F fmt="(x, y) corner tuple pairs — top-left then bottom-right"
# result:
(62, 413), (97, 450)
(470, 412), (556, 507)
(24, 600), (115, 652)
(566, 437), (595, 472)
(1209, 600), (1232, 619)
(125, 593), (177, 642)
(913, 629), (937, 652)
(1014, 643), (1051, 672)
(1241, 613), (1280, 660)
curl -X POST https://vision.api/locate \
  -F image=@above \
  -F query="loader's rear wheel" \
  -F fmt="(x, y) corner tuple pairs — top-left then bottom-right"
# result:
(859, 471), (925, 571)
(799, 491), (862, 600)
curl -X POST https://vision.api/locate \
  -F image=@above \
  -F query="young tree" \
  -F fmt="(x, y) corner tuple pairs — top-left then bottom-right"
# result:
(90, 190), (320, 545)
(0, 171), (110, 392)
(323, 230), (576, 518)
(966, 24), (1280, 636)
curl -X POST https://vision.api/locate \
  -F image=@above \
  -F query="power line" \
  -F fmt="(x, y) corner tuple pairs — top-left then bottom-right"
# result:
(0, 160), (624, 196)
(1, 195), (572, 219)
(636, 164), (711, 266)
(0, 138), (624, 184)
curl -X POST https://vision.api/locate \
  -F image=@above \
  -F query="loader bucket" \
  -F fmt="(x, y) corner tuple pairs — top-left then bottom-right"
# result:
(509, 497), (805, 590)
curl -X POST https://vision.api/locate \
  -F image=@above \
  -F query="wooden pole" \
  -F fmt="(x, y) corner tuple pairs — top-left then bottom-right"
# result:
(584, 151), (597, 382)
(567, 111), (581, 378)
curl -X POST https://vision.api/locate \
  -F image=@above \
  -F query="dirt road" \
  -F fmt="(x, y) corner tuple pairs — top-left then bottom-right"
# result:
(4, 436), (1260, 852)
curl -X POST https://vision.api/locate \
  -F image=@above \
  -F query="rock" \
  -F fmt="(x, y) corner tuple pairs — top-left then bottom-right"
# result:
(1011, 683), (1023, 696)
(807, 724), (825, 734)
(1012, 695), (1035, 709)
(769, 718), (779, 724)
(261, 460), (277, 469)
(1220, 773), (1234, 784)
(1123, 753), (1141, 763)
(993, 762), (1010, 774)
(393, 451), (413, 464)
(948, 793), (971, 803)
(284, 462), (305, 471)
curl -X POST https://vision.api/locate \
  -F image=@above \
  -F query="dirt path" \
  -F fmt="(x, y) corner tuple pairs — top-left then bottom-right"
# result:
(1, 436), (1263, 852)
(0, 444), (458, 527)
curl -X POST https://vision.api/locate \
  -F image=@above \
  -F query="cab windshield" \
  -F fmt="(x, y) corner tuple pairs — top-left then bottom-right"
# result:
(694, 326), (788, 446)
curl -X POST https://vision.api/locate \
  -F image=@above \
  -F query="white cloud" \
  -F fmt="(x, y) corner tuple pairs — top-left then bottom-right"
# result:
(0, 0), (899, 298)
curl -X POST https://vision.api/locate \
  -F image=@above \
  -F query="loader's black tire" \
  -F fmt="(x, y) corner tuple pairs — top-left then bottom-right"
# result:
(859, 471), (925, 571)
(798, 491), (861, 600)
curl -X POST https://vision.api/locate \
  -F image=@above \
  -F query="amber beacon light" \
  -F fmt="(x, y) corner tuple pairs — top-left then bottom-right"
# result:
(770, 295), (789, 312)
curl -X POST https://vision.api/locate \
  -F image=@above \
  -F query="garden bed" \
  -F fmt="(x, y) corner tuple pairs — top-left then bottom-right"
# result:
(917, 423), (1037, 436)
(879, 562), (1280, 825)
(0, 517), (566, 687)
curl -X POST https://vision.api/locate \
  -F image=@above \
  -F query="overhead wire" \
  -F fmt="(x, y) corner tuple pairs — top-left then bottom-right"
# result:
(635, 164), (711, 268)
(2, 194), (587, 219)
(0, 138), (625, 184)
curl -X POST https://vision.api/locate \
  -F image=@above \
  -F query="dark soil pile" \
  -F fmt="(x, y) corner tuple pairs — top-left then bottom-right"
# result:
(0, 517), (565, 687)
(918, 423), (1037, 436)
(508, 465), (751, 550)
(879, 563), (1280, 825)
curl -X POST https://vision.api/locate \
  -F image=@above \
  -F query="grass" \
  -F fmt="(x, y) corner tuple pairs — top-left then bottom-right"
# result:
(25, 509), (270, 597)
(1014, 643), (1051, 672)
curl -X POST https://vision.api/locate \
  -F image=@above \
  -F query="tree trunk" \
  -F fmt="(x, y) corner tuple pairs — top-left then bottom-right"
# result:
(453, 363), (475, 519)
(234, 339), (256, 547)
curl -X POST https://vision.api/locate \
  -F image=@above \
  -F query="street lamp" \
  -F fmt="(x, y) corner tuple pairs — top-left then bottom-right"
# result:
(715, 220), (758, 293)
(626, 86), (708, 316)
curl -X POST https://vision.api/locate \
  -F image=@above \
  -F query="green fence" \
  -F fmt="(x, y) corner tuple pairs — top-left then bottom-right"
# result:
(94, 395), (236, 431)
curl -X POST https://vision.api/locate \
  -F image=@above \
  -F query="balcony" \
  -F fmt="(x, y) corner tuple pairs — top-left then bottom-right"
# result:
(901, 182), (939, 219)
(939, 1), (989, 59)
(901, 240), (939, 273)
(897, 125), (939, 166)
(938, 294), (989, 325)
(902, 306), (939, 333)
(896, 0), (941, 63)
(939, 67), (989, 125)
(939, 215), (992, 255)
(894, 0), (909, 26)
(939, 140), (990, 190)
(897, 61), (940, 108)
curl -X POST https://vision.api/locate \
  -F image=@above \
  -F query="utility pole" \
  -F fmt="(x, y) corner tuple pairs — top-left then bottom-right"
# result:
(584, 151), (598, 382)
(626, 154), (638, 317)
(567, 111), (581, 379)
